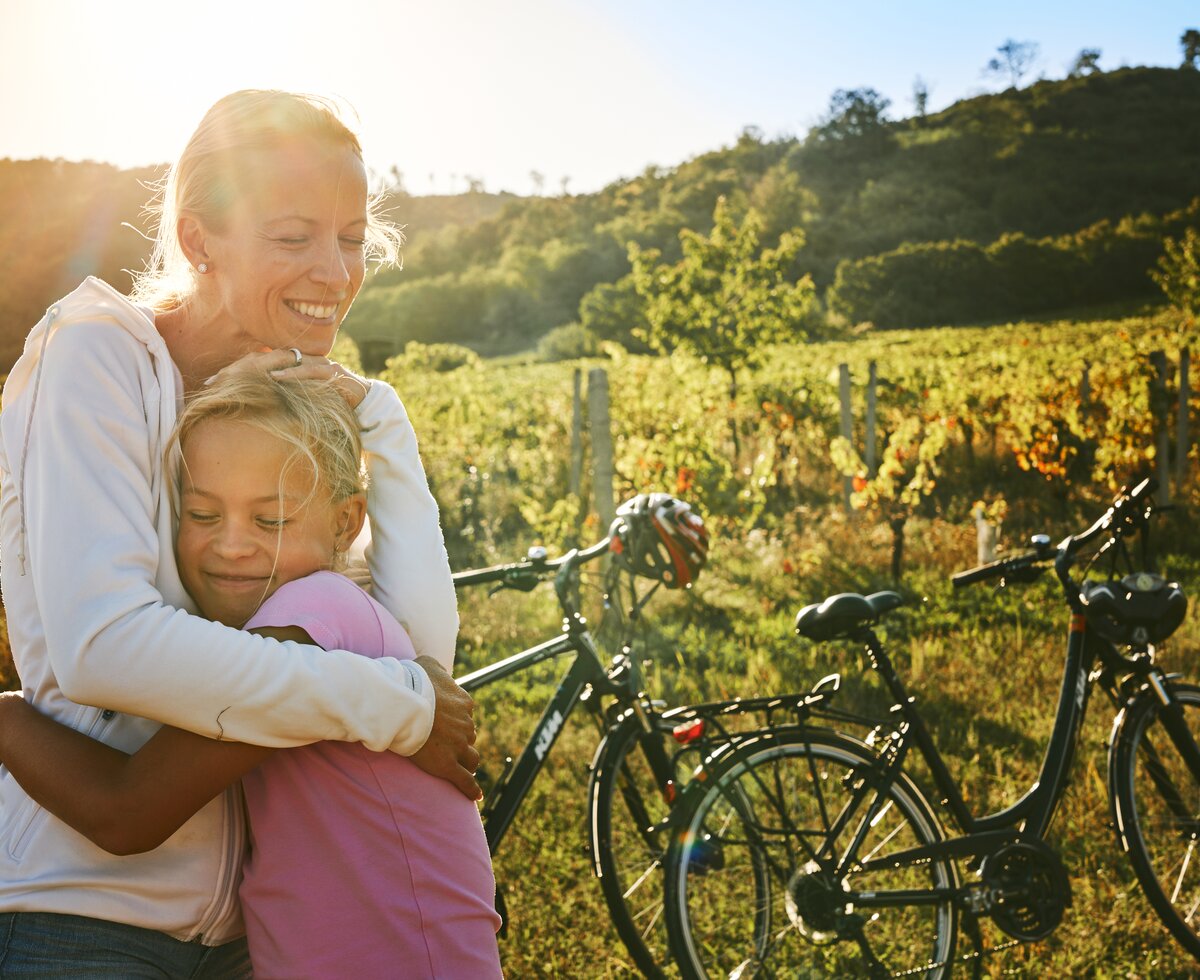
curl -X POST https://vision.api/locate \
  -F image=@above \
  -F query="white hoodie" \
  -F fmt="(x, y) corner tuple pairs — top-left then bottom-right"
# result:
(0, 278), (458, 943)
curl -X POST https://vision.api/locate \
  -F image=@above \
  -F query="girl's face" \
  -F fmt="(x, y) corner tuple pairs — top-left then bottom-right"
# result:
(202, 137), (370, 359)
(175, 418), (365, 627)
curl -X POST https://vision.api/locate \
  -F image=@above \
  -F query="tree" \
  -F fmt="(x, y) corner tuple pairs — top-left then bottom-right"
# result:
(1069, 48), (1101, 77)
(529, 170), (545, 196)
(629, 197), (816, 456)
(984, 39), (1039, 89)
(748, 164), (818, 246)
(1151, 228), (1200, 324)
(911, 76), (931, 118)
(1183, 29), (1200, 69)
(813, 87), (892, 142)
(831, 416), (950, 581)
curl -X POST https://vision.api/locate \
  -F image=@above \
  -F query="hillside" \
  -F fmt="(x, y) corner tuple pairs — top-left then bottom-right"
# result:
(345, 66), (1200, 356)
(2, 66), (1199, 371)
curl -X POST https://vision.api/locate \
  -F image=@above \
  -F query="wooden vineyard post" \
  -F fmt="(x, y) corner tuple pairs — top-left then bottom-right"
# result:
(588, 367), (616, 534)
(1179, 347), (1191, 494)
(1150, 350), (1171, 507)
(865, 361), (878, 478)
(568, 368), (585, 545)
(839, 363), (853, 513)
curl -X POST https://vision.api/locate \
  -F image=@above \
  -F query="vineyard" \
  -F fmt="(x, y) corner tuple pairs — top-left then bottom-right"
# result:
(390, 308), (1197, 571)
(383, 308), (1200, 976)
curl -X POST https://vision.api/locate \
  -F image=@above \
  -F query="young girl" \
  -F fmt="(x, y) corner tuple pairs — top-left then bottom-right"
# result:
(0, 374), (502, 979)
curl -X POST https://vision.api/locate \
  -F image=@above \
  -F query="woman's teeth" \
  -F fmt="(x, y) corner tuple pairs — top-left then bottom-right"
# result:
(287, 301), (337, 319)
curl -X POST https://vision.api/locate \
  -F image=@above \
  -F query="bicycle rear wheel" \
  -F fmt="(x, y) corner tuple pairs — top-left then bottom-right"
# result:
(590, 714), (677, 977)
(665, 731), (958, 979)
(1110, 681), (1200, 959)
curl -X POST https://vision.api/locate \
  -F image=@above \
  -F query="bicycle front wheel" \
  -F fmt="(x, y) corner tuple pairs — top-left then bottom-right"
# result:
(590, 714), (677, 977)
(665, 731), (958, 979)
(1110, 680), (1200, 959)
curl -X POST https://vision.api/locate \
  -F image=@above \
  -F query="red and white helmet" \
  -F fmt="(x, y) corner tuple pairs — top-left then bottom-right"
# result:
(609, 493), (709, 589)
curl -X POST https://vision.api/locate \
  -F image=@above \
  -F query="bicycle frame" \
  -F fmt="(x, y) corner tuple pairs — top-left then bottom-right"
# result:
(457, 613), (648, 853)
(855, 615), (1105, 846)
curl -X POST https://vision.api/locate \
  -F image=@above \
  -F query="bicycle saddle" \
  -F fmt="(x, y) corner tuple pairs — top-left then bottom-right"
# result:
(794, 591), (904, 641)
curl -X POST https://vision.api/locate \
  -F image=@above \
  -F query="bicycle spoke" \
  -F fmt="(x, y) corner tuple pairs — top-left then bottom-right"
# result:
(622, 856), (662, 902)
(637, 901), (664, 938)
(667, 736), (957, 979)
(1171, 837), (1195, 906)
(858, 801), (909, 867)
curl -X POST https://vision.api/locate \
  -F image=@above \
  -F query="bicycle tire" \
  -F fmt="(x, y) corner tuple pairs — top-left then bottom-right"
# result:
(664, 730), (958, 979)
(590, 713), (678, 978)
(1109, 680), (1200, 959)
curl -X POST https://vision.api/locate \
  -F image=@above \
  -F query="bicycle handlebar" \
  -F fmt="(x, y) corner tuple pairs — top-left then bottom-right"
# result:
(952, 478), (1158, 604)
(452, 535), (613, 592)
(951, 550), (1045, 588)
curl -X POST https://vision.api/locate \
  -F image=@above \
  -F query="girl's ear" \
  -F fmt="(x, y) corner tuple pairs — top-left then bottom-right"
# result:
(332, 493), (367, 553)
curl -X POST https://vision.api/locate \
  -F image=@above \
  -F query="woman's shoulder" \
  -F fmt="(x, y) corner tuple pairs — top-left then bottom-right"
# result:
(24, 279), (160, 376)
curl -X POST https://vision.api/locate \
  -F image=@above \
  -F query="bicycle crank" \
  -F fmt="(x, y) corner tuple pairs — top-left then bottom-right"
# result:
(975, 839), (1072, 941)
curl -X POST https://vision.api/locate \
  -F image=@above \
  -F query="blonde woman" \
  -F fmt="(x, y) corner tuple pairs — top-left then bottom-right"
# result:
(0, 91), (477, 974)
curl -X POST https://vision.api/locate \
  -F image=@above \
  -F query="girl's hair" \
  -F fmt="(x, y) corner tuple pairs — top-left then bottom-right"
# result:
(131, 89), (404, 310)
(167, 374), (367, 515)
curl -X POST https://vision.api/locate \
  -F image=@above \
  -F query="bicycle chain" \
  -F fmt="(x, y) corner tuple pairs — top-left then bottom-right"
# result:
(889, 938), (1021, 977)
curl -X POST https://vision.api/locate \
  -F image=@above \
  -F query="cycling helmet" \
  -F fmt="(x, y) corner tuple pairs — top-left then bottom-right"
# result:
(609, 493), (708, 589)
(1080, 573), (1187, 648)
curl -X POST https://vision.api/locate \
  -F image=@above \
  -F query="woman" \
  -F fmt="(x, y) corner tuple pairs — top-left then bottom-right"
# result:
(0, 90), (477, 975)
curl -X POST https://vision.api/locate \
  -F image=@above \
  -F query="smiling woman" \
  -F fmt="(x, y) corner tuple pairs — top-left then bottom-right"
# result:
(0, 90), (481, 977)
(141, 92), (402, 385)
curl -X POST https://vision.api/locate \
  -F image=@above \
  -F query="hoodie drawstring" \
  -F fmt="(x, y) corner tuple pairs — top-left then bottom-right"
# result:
(17, 304), (60, 576)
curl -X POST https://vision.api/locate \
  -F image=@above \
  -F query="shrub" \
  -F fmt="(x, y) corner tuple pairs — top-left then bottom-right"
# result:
(380, 341), (481, 380)
(537, 323), (603, 362)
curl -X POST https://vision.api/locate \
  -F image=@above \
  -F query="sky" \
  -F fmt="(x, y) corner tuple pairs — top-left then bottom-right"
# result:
(1, 0), (1195, 196)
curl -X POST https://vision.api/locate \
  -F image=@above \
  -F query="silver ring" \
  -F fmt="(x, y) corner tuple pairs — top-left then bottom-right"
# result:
(288, 347), (303, 367)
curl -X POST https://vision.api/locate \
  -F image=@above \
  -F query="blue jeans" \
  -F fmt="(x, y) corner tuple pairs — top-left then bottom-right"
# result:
(0, 912), (251, 978)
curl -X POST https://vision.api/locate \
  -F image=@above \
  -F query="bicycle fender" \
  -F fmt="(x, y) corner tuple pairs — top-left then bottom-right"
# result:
(1106, 674), (1189, 854)
(586, 713), (648, 878)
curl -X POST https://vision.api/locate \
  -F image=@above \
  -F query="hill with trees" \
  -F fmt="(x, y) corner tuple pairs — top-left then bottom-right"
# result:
(347, 65), (1200, 361)
(2, 65), (1199, 372)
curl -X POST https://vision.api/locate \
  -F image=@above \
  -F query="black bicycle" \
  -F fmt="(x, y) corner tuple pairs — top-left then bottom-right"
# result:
(662, 478), (1197, 977)
(453, 494), (843, 977)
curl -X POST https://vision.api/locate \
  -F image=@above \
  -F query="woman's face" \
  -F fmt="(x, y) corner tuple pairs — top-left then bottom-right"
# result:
(175, 418), (362, 627)
(204, 138), (370, 358)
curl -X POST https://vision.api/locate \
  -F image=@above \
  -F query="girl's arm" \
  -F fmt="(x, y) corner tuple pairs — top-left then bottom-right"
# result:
(0, 625), (304, 857)
(357, 381), (458, 674)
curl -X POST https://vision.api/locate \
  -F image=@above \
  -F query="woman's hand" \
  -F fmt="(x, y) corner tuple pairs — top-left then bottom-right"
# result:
(206, 348), (371, 409)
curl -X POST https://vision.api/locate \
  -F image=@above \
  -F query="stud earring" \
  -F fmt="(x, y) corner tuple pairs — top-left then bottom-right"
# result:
(197, 262), (209, 274)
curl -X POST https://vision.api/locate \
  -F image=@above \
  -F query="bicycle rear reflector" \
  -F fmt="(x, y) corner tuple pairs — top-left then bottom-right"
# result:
(673, 720), (706, 744)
